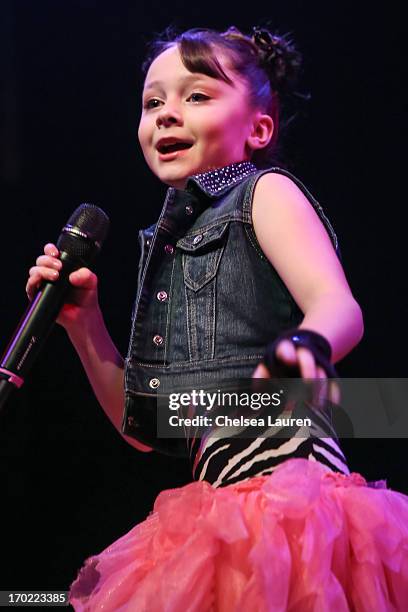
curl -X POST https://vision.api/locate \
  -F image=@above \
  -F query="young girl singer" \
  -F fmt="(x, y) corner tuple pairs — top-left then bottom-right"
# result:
(26, 25), (408, 611)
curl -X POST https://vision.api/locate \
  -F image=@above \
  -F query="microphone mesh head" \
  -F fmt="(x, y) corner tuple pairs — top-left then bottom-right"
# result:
(66, 203), (110, 245)
(56, 203), (110, 266)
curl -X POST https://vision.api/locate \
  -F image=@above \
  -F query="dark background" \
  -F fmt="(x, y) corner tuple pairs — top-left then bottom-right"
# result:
(1, 0), (406, 595)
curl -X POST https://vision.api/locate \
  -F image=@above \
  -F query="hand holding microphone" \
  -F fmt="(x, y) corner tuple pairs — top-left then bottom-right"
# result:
(26, 242), (99, 330)
(0, 204), (110, 410)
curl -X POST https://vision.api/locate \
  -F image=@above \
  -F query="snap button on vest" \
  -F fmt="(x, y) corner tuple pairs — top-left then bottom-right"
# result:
(153, 335), (164, 346)
(164, 244), (174, 255)
(156, 290), (168, 302)
(149, 378), (160, 389)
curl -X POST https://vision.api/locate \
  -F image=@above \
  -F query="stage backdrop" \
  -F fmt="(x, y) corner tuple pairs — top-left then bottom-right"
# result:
(1, 0), (406, 592)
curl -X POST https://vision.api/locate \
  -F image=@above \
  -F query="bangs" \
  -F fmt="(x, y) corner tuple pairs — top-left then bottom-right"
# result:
(142, 29), (235, 85)
(178, 33), (233, 85)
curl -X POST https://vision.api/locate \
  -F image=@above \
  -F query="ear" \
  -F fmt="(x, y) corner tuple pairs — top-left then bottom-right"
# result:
(246, 112), (274, 152)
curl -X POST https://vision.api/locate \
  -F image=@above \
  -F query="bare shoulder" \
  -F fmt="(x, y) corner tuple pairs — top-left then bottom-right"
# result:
(252, 171), (332, 255)
(252, 171), (352, 313)
(252, 171), (315, 217)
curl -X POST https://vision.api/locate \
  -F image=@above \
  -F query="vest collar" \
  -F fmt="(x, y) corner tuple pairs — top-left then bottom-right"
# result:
(186, 161), (258, 198)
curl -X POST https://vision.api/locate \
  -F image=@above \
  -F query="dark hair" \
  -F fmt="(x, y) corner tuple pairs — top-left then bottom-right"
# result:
(142, 26), (304, 168)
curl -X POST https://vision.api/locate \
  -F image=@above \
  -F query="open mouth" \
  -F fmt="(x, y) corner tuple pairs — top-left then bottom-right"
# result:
(157, 142), (193, 154)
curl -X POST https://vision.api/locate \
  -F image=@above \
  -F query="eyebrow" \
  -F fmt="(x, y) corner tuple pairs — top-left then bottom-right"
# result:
(143, 74), (212, 91)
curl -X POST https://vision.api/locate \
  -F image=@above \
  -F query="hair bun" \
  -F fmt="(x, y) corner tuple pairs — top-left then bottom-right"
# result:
(251, 27), (302, 94)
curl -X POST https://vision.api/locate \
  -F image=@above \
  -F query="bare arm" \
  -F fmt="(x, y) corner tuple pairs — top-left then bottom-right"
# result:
(66, 306), (152, 452)
(252, 173), (364, 377)
(26, 244), (152, 452)
(297, 293), (363, 364)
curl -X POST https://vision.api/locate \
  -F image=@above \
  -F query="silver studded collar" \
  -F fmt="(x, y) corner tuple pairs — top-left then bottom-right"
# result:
(188, 161), (258, 196)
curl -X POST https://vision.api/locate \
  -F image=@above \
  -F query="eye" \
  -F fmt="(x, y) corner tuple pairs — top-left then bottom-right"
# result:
(186, 92), (210, 103)
(143, 98), (162, 110)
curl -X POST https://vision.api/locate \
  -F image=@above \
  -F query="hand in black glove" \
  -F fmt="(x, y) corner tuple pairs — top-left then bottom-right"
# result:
(252, 329), (340, 405)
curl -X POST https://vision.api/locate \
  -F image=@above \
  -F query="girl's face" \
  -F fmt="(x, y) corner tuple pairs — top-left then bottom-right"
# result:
(138, 45), (263, 189)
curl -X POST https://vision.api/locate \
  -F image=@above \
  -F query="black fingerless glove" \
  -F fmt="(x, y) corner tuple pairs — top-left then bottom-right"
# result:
(262, 328), (338, 378)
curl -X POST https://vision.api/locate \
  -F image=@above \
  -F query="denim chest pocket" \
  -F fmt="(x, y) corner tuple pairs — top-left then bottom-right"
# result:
(177, 222), (229, 292)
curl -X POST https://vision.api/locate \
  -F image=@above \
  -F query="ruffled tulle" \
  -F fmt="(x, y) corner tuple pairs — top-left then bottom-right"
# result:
(69, 458), (408, 611)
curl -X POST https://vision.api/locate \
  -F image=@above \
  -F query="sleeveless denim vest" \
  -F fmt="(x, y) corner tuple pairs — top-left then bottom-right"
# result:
(122, 163), (339, 453)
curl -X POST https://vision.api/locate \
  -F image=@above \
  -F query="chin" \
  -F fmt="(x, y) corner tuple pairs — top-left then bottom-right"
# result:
(156, 166), (195, 190)
(156, 171), (187, 189)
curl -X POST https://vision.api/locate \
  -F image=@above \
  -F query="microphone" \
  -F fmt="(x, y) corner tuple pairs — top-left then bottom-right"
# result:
(0, 204), (110, 411)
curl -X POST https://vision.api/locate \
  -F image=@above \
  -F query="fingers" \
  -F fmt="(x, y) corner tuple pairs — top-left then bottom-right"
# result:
(276, 341), (324, 379)
(275, 341), (342, 407)
(255, 341), (341, 412)
(252, 363), (271, 379)
(26, 243), (96, 301)
(275, 340), (297, 364)
(328, 380), (341, 405)
(254, 341), (326, 380)
(26, 266), (58, 300)
(26, 245), (61, 300)
(44, 243), (59, 257)
(68, 268), (98, 289)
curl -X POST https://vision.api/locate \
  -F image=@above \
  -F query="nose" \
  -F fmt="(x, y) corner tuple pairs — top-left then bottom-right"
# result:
(156, 104), (183, 129)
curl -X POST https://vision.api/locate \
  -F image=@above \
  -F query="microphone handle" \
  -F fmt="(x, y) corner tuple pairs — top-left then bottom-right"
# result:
(0, 251), (82, 409)
(0, 379), (14, 411)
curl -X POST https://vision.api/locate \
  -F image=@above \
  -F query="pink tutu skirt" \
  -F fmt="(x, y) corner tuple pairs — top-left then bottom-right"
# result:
(69, 458), (408, 611)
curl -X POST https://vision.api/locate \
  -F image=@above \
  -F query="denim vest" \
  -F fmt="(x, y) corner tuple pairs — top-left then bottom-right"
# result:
(122, 163), (339, 453)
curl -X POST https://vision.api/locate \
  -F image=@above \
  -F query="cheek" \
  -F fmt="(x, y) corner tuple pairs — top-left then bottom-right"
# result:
(195, 115), (229, 145)
(200, 105), (246, 142)
(137, 118), (151, 151)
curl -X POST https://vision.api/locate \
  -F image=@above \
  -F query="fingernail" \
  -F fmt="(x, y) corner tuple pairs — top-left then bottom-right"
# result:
(277, 344), (287, 356)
